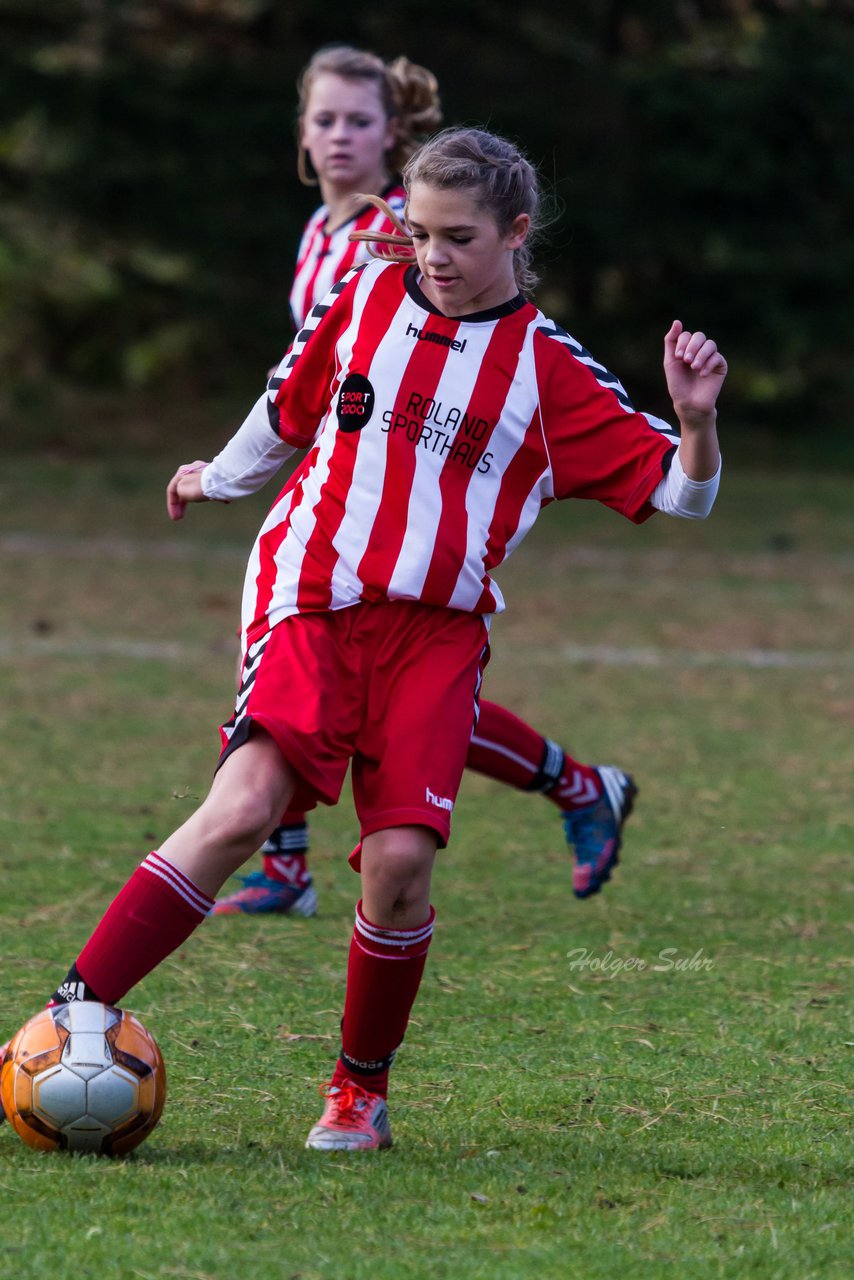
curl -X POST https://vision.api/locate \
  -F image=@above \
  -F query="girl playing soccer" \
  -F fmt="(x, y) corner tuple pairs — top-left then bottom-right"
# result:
(5, 127), (725, 1149)
(214, 44), (642, 918)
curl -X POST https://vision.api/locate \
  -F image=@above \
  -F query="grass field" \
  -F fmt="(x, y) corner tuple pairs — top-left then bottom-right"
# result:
(0, 426), (852, 1279)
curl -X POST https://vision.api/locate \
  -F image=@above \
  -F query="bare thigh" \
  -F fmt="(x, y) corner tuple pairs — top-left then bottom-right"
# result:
(157, 728), (297, 896)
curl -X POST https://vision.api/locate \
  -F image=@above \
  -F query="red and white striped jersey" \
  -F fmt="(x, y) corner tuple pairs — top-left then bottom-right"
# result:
(242, 259), (679, 642)
(289, 186), (406, 330)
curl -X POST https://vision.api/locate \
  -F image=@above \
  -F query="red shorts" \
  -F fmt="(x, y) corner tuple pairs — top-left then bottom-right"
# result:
(219, 600), (490, 846)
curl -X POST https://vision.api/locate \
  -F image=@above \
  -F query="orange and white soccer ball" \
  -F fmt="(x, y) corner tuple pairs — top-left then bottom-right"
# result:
(1, 1002), (166, 1156)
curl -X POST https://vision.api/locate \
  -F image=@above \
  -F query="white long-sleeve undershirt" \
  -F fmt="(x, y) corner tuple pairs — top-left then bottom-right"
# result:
(201, 392), (296, 501)
(651, 447), (721, 519)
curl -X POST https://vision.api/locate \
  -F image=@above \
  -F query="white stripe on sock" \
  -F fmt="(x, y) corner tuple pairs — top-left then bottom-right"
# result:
(352, 939), (420, 961)
(468, 734), (539, 773)
(355, 906), (435, 949)
(143, 851), (214, 916)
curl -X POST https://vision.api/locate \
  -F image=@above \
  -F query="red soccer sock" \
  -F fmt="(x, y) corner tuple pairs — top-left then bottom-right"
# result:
(70, 852), (214, 1005)
(262, 849), (311, 887)
(546, 758), (603, 811)
(261, 818), (311, 887)
(466, 700), (602, 810)
(331, 901), (435, 1098)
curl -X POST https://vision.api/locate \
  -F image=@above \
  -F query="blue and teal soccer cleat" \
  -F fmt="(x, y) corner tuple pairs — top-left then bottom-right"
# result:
(210, 870), (317, 917)
(563, 766), (637, 899)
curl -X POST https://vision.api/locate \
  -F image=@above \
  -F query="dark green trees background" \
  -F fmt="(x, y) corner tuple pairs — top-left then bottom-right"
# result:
(1, 1), (852, 456)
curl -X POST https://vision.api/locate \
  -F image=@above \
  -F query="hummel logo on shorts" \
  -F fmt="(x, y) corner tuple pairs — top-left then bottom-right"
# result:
(425, 786), (454, 812)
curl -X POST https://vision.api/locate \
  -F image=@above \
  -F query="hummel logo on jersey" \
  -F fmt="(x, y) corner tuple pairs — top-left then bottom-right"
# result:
(337, 373), (375, 432)
(426, 786), (454, 812)
(406, 322), (467, 353)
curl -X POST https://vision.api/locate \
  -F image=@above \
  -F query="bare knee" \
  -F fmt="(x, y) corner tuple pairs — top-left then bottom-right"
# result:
(360, 827), (438, 927)
(200, 732), (294, 856)
(204, 787), (280, 853)
(367, 852), (423, 914)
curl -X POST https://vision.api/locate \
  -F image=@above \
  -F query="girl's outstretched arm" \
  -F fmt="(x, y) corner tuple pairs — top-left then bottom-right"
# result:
(664, 319), (726, 481)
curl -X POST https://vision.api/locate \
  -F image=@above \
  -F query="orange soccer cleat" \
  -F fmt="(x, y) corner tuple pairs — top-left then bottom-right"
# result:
(305, 1079), (392, 1151)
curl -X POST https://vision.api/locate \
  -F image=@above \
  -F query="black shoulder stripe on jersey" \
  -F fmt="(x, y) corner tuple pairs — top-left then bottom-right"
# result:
(593, 370), (634, 404)
(271, 266), (364, 397)
(299, 304), (329, 336)
(537, 321), (635, 411)
(647, 418), (679, 438)
(537, 319), (578, 349)
(296, 269), (358, 337)
(265, 265), (366, 435)
(267, 395), (280, 434)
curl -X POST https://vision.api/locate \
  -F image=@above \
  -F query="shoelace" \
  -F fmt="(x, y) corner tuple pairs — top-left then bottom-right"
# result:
(319, 1080), (370, 1123)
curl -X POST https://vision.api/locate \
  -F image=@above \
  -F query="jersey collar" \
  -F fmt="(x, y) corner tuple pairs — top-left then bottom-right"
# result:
(404, 265), (527, 323)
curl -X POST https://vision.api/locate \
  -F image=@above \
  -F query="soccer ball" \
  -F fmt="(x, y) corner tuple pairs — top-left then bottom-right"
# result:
(1, 1002), (166, 1156)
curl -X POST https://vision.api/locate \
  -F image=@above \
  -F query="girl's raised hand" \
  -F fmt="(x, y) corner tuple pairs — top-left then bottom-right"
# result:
(663, 320), (728, 428)
(166, 460), (210, 521)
